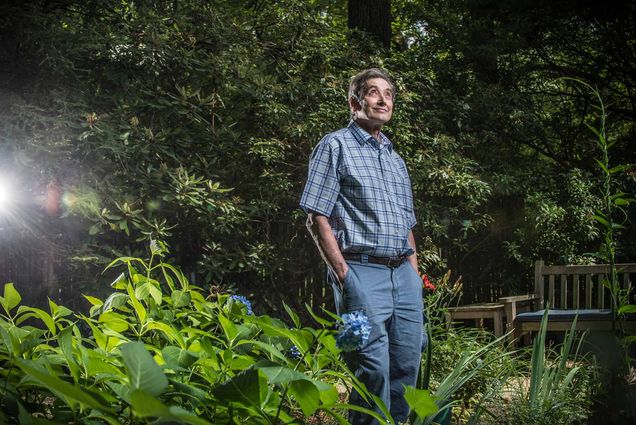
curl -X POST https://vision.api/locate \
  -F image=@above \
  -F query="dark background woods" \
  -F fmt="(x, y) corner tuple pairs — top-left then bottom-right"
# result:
(0, 0), (634, 317)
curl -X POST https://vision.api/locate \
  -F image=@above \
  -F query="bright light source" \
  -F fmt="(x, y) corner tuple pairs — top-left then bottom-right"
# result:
(0, 177), (15, 214)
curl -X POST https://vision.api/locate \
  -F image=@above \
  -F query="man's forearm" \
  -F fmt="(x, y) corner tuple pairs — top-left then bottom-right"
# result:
(306, 212), (348, 283)
(407, 230), (419, 273)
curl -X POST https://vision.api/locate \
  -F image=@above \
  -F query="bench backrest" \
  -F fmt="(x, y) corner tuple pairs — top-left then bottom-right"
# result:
(534, 260), (636, 309)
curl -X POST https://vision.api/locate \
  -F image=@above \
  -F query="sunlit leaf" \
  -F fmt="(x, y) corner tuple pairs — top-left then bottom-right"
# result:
(171, 290), (191, 308)
(404, 386), (439, 418)
(16, 306), (56, 334)
(120, 341), (168, 397)
(283, 302), (300, 328)
(127, 284), (147, 323)
(619, 304), (636, 314)
(3, 283), (21, 311)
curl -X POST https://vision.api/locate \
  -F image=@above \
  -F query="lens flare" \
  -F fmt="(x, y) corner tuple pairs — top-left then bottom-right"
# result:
(0, 177), (15, 215)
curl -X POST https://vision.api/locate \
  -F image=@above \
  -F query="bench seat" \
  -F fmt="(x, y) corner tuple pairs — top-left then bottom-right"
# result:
(515, 309), (612, 322)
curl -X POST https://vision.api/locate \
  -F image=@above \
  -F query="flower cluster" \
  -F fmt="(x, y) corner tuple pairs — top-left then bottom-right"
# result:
(422, 274), (436, 291)
(336, 310), (371, 352)
(229, 294), (253, 315)
(288, 345), (302, 360)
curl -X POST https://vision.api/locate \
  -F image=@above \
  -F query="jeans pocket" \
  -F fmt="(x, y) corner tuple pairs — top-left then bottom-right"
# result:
(343, 268), (366, 313)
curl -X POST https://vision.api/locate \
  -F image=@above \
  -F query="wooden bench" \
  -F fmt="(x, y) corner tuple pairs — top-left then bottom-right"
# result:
(446, 303), (506, 337)
(506, 260), (636, 342)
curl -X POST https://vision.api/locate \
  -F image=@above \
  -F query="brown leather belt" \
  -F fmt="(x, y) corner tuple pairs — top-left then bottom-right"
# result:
(342, 253), (408, 268)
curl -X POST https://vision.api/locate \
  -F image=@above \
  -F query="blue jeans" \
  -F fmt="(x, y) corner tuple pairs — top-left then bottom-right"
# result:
(330, 260), (424, 425)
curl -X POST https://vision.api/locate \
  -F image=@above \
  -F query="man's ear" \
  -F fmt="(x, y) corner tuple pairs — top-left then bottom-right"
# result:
(349, 96), (361, 112)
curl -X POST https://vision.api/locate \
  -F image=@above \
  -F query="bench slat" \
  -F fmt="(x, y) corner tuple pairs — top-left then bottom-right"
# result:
(598, 274), (606, 308)
(549, 275), (555, 308)
(573, 274), (580, 309)
(585, 275), (592, 309)
(561, 275), (568, 309)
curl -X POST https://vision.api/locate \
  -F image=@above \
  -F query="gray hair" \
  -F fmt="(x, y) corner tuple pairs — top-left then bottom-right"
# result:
(348, 68), (396, 103)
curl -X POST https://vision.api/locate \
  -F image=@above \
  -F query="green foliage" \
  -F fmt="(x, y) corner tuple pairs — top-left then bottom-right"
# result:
(0, 251), (391, 424)
(572, 79), (635, 324)
(491, 310), (596, 425)
(506, 168), (601, 266)
(407, 274), (514, 424)
(418, 327), (514, 424)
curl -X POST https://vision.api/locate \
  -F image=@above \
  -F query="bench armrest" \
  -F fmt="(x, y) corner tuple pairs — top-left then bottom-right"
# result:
(499, 294), (538, 303)
(499, 294), (539, 329)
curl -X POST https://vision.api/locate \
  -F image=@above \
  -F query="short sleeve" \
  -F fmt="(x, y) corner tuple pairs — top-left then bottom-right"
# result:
(300, 139), (341, 217)
(397, 155), (417, 228)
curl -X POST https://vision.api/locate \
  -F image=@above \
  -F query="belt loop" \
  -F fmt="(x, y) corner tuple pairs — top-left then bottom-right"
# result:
(361, 254), (368, 264)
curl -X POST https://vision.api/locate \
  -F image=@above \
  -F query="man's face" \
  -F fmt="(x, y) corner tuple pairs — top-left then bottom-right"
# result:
(352, 77), (394, 125)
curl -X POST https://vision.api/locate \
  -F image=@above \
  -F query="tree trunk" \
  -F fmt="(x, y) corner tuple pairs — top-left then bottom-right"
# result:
(348, 0), (391, 49)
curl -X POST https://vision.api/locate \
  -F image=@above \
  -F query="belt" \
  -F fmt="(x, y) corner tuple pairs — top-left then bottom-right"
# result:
(342, 253), (408, 268)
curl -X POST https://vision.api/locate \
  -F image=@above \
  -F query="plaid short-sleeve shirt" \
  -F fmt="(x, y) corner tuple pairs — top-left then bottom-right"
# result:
(300, 120), (416, 258)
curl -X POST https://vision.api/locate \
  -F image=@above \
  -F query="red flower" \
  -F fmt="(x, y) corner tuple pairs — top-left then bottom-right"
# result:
(422, 274), (436, 291)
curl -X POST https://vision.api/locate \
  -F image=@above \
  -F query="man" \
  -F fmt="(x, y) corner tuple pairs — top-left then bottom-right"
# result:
(300, 68), (423, 425)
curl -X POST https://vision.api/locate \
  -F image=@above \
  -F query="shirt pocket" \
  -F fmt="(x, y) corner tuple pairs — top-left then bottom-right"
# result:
(383, 167), (413, 216)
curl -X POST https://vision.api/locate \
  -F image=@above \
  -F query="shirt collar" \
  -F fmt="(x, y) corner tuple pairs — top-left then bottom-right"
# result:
(348, 120), (393, 152)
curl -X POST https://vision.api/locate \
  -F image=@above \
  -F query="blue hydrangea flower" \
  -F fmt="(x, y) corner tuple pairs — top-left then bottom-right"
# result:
(288, 345), (302, 360)
(336, 310), (371, 352)
(229, 294), (253, 315)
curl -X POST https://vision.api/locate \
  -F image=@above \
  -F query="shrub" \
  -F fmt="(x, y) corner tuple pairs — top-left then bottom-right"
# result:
(0, 247), (388, 424)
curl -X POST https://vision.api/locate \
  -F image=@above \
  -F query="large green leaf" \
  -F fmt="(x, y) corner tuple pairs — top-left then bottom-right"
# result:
(16, 359), (113, 413)
(162, 346), (198, 369)
(134, 282), (151, 301)
(99, 311), (130, 333)
(168, 378), (208, 402)
(218, 313), (237, 342)
(254, 360), (306, 384)
(0, 326), (16, 355)
(16, 306), (56, 334)
(128, 389), (167, 416)
(147, 321), (184, 347)
(283, 302), (300, 328)
(100, 292), (129, 314)
(126, 284), (147, 323)
(404, 386), (439, 419)
(57, 326), (79, 381)
(171, 289), (191, 308)
(3, 283), (21, 312)
(120, 341), (168, 397)
(304, 303), (333, 327)
(314, 380), (339, 405)
(130, 390), (214, 424)
(289, 379), (320, 416)
(619, 304), (636, 314)
(213, 368), (263, 408)
(148, 282), (163, 305)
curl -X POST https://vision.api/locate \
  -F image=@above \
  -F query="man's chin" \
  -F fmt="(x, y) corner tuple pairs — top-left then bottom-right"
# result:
(356, 116), (391, 126)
